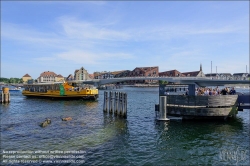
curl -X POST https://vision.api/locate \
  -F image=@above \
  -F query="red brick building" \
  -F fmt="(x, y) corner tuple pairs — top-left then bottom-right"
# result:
(159, 69), (184, 77)
(129, 66), (159, 83)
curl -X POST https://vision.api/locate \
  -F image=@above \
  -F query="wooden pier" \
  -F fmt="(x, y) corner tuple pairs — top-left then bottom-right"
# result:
(155, 84), (246, 120)
(103, 91), (127, 118)
(155, 95), (238, 120)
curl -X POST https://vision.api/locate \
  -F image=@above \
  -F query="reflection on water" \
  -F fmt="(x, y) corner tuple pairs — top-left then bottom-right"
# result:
(0, 88), (249, 165)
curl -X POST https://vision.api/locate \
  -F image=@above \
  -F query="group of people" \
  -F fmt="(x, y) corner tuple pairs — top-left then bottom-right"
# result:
(195, 87), (236, 96)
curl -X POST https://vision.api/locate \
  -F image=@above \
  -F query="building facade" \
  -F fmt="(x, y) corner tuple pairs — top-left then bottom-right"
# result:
(22, 74), (32, 83)
(55, 74), (64, 82)
(74, 67), (90, 81)
(129, 66), (159, 83)
(111, 70), (130, 78)
(159, 70), (183, 77)
(94, 71), (114, 79)
(233, 73), (249, 80)
(37, 71), (64, 83)
(88, 74), (94, 79)
(205, 73), (232, 79)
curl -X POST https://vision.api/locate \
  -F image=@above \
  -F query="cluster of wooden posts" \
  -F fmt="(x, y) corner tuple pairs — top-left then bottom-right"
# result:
(103, 91), (127, 118)
(1, 87), (10, 103)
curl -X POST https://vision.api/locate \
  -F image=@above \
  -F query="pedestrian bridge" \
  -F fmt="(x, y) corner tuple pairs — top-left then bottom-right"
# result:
(68, 76), (250, 87)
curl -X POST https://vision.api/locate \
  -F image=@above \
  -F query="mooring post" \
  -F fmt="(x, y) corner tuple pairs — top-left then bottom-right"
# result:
(1, 92), (3, 103)
(123, 93), (127, 118)
(109, 91), (113, 113)
(119, 92), (123, 116)
(1, 87), (10, 103)
(103, 91), (105, 112)
(1, 91), (3, 103)
(103, 91), (108, 112)
(8, 93), (10, 102)
(115, 92), (118, 115)
(157, 96), (169, 121)
(4, 94), (8, 103)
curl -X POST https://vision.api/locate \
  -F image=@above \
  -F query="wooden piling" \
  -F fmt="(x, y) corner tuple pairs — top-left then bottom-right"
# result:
(123, 93), (127, 118)
(114, 92), (118, 115)
(109, 91), (113, 113)
(103, 91), (127, 118)
(119, 92), (123, 115)
(103, 91), (108, 112)
(1, 87), (10, 103)
(1, 92), (4, 103)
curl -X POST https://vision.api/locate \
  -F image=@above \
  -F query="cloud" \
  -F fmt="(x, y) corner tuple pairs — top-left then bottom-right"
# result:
(130, 23), (247, 42)
(1, 11), (248, 77)
(1, 23), (60, 44)
(55, 50), (135, 65)
(58, 16), (130, 41)
(56, 50), (99, 65)
(2, 20), (134, 67)
(34, 57), (57, 61)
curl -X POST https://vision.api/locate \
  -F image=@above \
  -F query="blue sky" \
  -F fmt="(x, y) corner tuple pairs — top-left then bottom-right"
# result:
(1, 1), (249, 79)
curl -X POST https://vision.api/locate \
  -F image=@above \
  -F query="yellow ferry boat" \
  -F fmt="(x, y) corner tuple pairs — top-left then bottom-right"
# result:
(22, 82), (98, 100)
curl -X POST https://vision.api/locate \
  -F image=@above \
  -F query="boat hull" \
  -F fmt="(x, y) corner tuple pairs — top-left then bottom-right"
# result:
(167, 105), (238, 120)
(22, 90), (98, 100)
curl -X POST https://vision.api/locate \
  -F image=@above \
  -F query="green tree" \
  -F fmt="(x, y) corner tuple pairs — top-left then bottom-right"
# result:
(0, 77), (23, 84)
(0, 77), (9, 83)
(159, 80), (168, 85)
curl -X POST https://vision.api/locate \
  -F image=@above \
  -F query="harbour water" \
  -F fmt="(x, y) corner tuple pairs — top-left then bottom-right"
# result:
(1, 87), (249, 165)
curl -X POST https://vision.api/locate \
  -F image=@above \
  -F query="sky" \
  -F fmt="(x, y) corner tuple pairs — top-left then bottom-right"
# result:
(1, 1), (249, 79)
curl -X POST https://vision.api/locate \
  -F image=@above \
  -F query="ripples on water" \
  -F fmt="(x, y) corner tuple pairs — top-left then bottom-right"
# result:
(1, 88), (249, 165)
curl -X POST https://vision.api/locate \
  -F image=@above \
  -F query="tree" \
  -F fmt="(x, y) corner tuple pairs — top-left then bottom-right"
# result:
(159, 80), (168, 85)
(0, 77), (23, 84)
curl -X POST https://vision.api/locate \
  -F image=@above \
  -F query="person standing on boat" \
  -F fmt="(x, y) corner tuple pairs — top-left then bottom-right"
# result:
(220, 88), (228, 95)
(229, 87), (236, 95)
(195, 88), (198, 95)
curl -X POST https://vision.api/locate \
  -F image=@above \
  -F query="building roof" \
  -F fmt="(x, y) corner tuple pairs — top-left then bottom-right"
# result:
(233, 73), (249, 76)
(205, 73), (232, 77)
(134, 66), (158, 72)
(95, 72), (109, 77)
(66, 74), (74, 80)
(40, 71), (57, 77)
(159, 69), (184, 76)
(57, 74), (64, 78)
(182, 71), (200, 76)
(23, 73), (31, 77)
(111, 70), (128, 75)
(205, 73), (218, 77)
(159, 69), (181, 74)
(136, 66), (158, 70)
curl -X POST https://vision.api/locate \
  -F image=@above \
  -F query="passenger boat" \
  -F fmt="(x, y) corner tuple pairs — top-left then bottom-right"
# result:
(22, 82), (98, 100)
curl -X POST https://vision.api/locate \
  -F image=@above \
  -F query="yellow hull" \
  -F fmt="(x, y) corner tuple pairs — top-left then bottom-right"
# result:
(22, 89), (98, 100)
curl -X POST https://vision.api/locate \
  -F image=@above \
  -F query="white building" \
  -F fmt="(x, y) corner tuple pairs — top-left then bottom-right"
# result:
(37, 71), (64, 83)
(74, 67), (90, 81)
